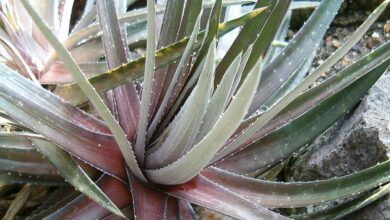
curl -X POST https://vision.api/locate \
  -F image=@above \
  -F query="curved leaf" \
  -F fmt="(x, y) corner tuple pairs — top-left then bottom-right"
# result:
(134, 0), (156, 164)
(146, 57), (263, 185)
(146, 38), (215, 169)
(164, 174), (289, 219)
(291, 183), (390, 220)
(97, 0), (141, 151)
(202, 164), (390, 208)
(146, 16), (201, 142)
(0, 64), (126, 178)
(195, 53), (242, 142)
(20, 0), (146, 182)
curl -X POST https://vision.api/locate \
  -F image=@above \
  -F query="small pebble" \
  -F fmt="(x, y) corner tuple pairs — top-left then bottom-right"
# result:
(320, 72), (327, 78)
(384, 23), (390, 33)
(287, 30), (294, 38)
(325, 36), (333, 47)
(331, 39), (341, 48)
(342, 56), (353, 66)
(366, 34), (382, 49)
(372, 32), (380, 39)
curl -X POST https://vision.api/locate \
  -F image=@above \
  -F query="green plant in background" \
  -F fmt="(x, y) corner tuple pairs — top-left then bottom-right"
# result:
(0, 0), (389, 219)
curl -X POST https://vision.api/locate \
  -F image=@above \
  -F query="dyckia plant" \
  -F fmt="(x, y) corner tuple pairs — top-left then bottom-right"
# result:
(0, 0), (389, 219)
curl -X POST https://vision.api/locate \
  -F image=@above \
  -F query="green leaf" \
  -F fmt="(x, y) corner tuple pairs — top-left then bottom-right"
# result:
(68, 20), (146, 65)
(71, 4), (97, 33)
(44, 0), (255, 69)
(290, 1), (320, 10)
(146, 38), (215, 169)
(145, 57), (263, 185)
(165, 175), (289, 220)
(157, 0), (185, 48)
(291, 183), (390, 220)
(214, 0), (272, 84)
(214, 41), (390, 173)
(262, 57), (311, 109)
(196, 53), (242, 141)
(147, 0), (187, 121)
(96, 0), (132, 66)
(134, 0), (157, 165)
(243, 0), (291, 78)
(157, 8), (266, 133)
(38, 175), (132, 219)
(248, 0), (343, 114)
(146, 16), (201, 141)
(217, 0), (388, 160)
(177, 0), (202, 39)
(54, 7), (266, 105)
(190, 0), (222, 72)
(203, 163), (390, 208)
(263, 9), (292, 65)
(30, 139), (124, 218)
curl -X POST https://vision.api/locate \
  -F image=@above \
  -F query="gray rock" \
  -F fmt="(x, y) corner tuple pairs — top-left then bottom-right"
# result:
(286, 74), (390, 217)
(289, 74), (390, 181)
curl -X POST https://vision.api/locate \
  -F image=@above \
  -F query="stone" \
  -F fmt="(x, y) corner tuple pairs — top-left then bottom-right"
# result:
(288, 74), (390, 181)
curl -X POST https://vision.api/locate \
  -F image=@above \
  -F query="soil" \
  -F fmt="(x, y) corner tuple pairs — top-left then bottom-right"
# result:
(310, 20), (389, 83)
